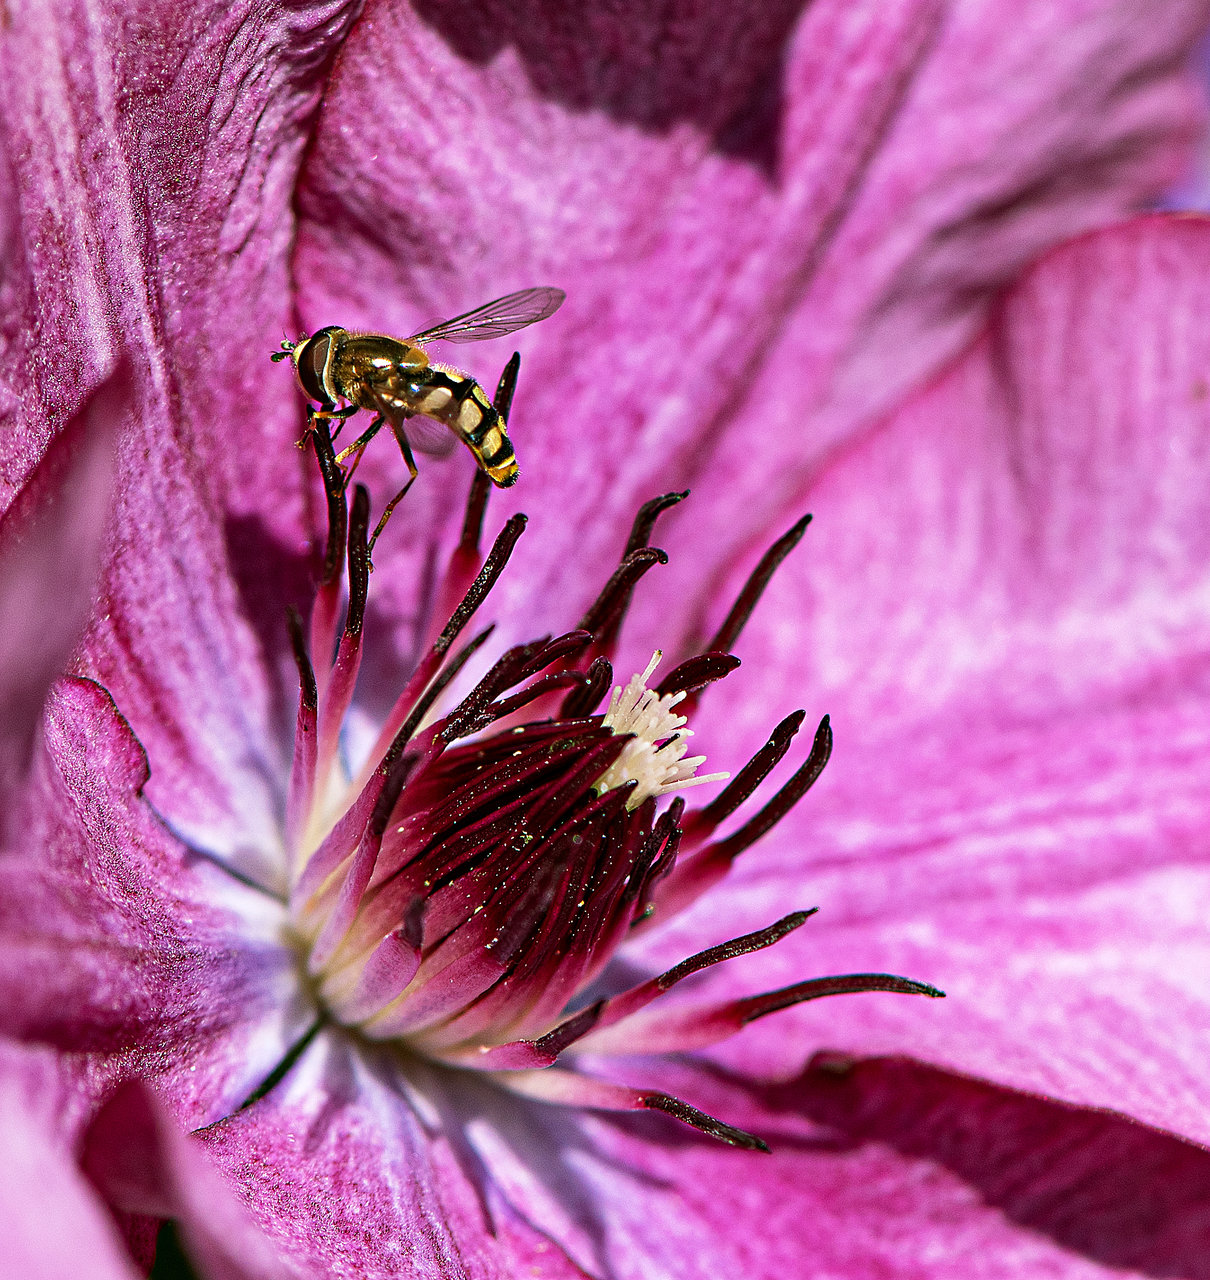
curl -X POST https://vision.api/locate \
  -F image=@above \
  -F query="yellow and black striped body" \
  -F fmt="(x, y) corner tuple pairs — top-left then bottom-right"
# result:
(296, 327), (519, 486)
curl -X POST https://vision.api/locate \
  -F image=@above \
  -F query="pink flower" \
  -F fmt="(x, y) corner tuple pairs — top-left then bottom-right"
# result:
(3, 2), (1210, 1277)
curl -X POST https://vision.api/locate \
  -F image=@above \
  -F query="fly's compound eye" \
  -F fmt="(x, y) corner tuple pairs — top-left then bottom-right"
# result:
(295, 330), (336, 405)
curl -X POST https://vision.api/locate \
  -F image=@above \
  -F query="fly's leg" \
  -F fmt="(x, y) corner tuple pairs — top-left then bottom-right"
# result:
(298, 403), (357, 449)
(366, 421), (419, 561)
(332, 418), (384, 495)
(334, 414), (389, 470)
(334, 409), (395, 492)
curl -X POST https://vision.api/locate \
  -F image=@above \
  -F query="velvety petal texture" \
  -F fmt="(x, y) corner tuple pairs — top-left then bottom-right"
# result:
(0, 676), (305, 1124)
(0, 0), (361, 889)
(2, 2), (1210, 1278)
(292, 0), (1210, 661)
(83, 1079), (298, 1280)
(0, 1040), (139, 1280)
(201, 1038), (1210, 1280)
(0, 368), (124, 812)
(653, 215), (1210, 1147)
(199, 1037), (598, 1280)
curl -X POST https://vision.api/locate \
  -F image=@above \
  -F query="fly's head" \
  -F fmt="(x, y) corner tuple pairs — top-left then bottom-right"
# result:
(273, 326), (346, 407)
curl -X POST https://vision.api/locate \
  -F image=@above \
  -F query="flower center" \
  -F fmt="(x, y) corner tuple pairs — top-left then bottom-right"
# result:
(262, 417), (941, 1150)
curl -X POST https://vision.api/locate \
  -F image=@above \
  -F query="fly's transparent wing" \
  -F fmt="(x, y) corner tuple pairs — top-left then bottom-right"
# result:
(408, 287), (565, 345)
(366, 385), (458, 457)
(403, 415), (458, 457)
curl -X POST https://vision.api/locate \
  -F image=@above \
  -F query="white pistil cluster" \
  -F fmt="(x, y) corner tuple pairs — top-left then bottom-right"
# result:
(596, 652), (728, 808)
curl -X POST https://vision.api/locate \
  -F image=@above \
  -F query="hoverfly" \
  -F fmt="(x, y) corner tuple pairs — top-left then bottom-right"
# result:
(272, 286), (565, 548)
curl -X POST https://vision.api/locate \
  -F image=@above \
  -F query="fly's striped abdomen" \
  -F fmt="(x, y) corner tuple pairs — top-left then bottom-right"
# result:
(422, 366), (519, 487)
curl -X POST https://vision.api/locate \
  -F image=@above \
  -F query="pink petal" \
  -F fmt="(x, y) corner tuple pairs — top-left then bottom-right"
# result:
(550, 1054), (1210, 1279)
(292, 0), (1210, 661)
(0, 0), (361, 889)
(214, 1034), (1210, 1280)
(199, 1033), (596, 1279)
(0, 677), (306, 1124)
(792, 1052), (1210, 1278)
(0, 1039), (139, 1280)
(0, 0), (354, 516)
(82, 1078), (296, 1280)
(0, 366), (124, 811)
(1159, 36), (1210, 209)
(637, 214), (1210, 1144)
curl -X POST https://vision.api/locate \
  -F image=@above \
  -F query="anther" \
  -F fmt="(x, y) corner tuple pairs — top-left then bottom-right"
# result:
(683, 709), (807, 844)
(654, 652), (741, 698)
(435, 514), (527, 658)
(345, 484), (371, 638)
(286, 605), (317, 714)
(560, 656), (613, 719)
(311, 420), (348, 589)
(493, 351), (522, 422)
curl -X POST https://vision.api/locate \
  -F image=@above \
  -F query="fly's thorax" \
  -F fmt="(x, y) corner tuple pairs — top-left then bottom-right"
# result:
(325, 333), (429, 411)
(340, 334), (428, 379)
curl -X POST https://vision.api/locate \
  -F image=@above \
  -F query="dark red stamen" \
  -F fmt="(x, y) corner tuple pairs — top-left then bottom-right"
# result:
(577, 547), (668, 652)
(435, 513), (528, 659)
(345, 484), (371, 637)
(311, 420), (347, 589)
(654, 910), (817, 992)
(566, 489), (688, 660)
(533, 909), (820, 1058)
(654, 651), (741, 698)
(430, 359), (519, 630)
(286, 605), (317, 714)
(458, 470), (492, 561)
(703, 715), (831, 865)
(479, 672), (589, 722)
(626, 797), (684, 919)
(733, 972), (945, 1025)
(519, 630), (592, 675)
(682, 709), (807, 846)
(640, 1095), (769, 1153)
(624, 490), (689, 557)
(285, 604), (319, 851)
(381, 627), (496, 766)
(493, 351), (522, 422)
(442, 630), (593, 741)
(559, 655), (612, 718)
(361, 517), (528, 778)
(440, 639), (549, 741)
(532, 1002), (605, 1058)
(285, 431), (941, 1154)
(706, 514), (812, 656)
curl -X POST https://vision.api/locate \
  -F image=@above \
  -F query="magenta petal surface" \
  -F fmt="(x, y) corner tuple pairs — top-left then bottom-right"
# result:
(543, 1057), (1210, 1280)
(0, 0), (360, 889)
(211, 1041), (1210, 1280)
(0, 1039), (139, 1280)
(293, 0), (1210, 659)
(199, 1036), (596, 1280)
(83, 1079), (296, 1280)
(642, 215), (1210, 1145)
(0, 677), (305, 1123)
(0, 368), (124, 808)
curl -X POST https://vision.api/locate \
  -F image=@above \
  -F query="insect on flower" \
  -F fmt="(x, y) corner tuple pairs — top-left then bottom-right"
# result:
(256, 397), (945, 1156)
(271, 287), (565, 550)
